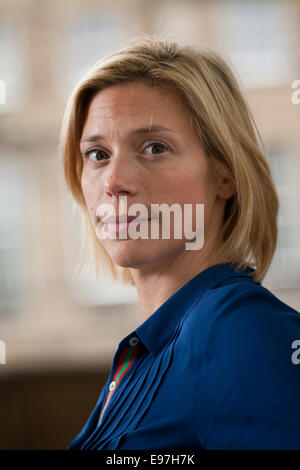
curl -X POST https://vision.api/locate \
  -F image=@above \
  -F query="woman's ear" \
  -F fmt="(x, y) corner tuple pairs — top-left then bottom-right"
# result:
(217, 177), (236, 199)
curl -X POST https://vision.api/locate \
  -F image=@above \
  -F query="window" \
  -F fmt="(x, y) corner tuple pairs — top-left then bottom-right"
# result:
(0, 19), (30, 113)
(52, 9), (129, 99)
(265, 147), (300, 289)
(213, 0), (297, 88)
(0, 152), (39, 316)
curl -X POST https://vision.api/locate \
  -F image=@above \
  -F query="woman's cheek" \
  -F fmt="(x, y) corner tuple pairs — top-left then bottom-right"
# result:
(81, 171), (98, 209)
(161, 168), (198, 200)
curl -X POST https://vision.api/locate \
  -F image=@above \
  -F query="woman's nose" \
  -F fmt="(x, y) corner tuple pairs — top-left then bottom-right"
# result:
(104, 154), (138, 198)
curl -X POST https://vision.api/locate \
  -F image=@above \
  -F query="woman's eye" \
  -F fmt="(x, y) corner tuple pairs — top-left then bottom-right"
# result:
(82, 142), (169, 162)
(83, 149), (109, 162)
(144, 142), (169, 156)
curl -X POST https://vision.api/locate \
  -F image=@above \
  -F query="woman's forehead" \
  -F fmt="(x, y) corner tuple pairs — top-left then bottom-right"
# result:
(82, 82), (190, 134)
(89, 82), (181, 111)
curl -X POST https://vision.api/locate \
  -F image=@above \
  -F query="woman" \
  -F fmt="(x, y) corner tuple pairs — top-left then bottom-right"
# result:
(59, 37), (300, 450)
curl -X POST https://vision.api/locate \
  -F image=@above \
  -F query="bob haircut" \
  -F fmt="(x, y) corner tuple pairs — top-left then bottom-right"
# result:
(59, 36), (279, 285)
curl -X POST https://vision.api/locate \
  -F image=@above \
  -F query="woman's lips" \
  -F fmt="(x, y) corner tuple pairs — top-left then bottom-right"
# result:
(102, 218), (152, 234)
(103, 215), (137, 224)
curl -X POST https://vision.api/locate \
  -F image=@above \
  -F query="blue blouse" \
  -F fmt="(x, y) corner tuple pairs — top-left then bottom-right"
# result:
(67, 262), (300, 450)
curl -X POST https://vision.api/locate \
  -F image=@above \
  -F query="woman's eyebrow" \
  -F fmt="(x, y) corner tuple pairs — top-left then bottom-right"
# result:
(80, 125), (177, 144)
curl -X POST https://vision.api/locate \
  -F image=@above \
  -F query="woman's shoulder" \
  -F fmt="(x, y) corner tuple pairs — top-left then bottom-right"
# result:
(183, 277), (300, 348)
(200, 278), (300, 321)
(193, 279), (300, 450)
(190, 278), (300, 392)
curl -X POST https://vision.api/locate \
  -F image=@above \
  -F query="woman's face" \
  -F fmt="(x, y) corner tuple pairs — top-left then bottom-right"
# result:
(80, 81), (229, 271)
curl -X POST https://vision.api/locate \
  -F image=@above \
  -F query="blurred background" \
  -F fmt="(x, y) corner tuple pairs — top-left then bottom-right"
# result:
(0, 0), (299, 450)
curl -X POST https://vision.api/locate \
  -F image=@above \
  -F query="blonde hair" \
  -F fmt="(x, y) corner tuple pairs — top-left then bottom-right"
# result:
(59, 36), (279, 285)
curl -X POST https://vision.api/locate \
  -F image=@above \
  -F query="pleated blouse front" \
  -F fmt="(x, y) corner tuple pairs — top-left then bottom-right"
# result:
(67, 262), (300, 450)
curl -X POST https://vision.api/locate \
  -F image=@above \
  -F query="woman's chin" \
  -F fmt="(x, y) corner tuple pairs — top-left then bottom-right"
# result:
(110, 254), (150, 269)
(105, 242), (160, 269)
(102, 236), (186, 270)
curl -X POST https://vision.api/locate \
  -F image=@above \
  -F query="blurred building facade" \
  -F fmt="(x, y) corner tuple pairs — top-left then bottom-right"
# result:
(0, 0), (299, 449)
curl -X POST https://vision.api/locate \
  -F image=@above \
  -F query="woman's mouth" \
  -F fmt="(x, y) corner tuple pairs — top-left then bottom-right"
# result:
(103, 218), (151, 234)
